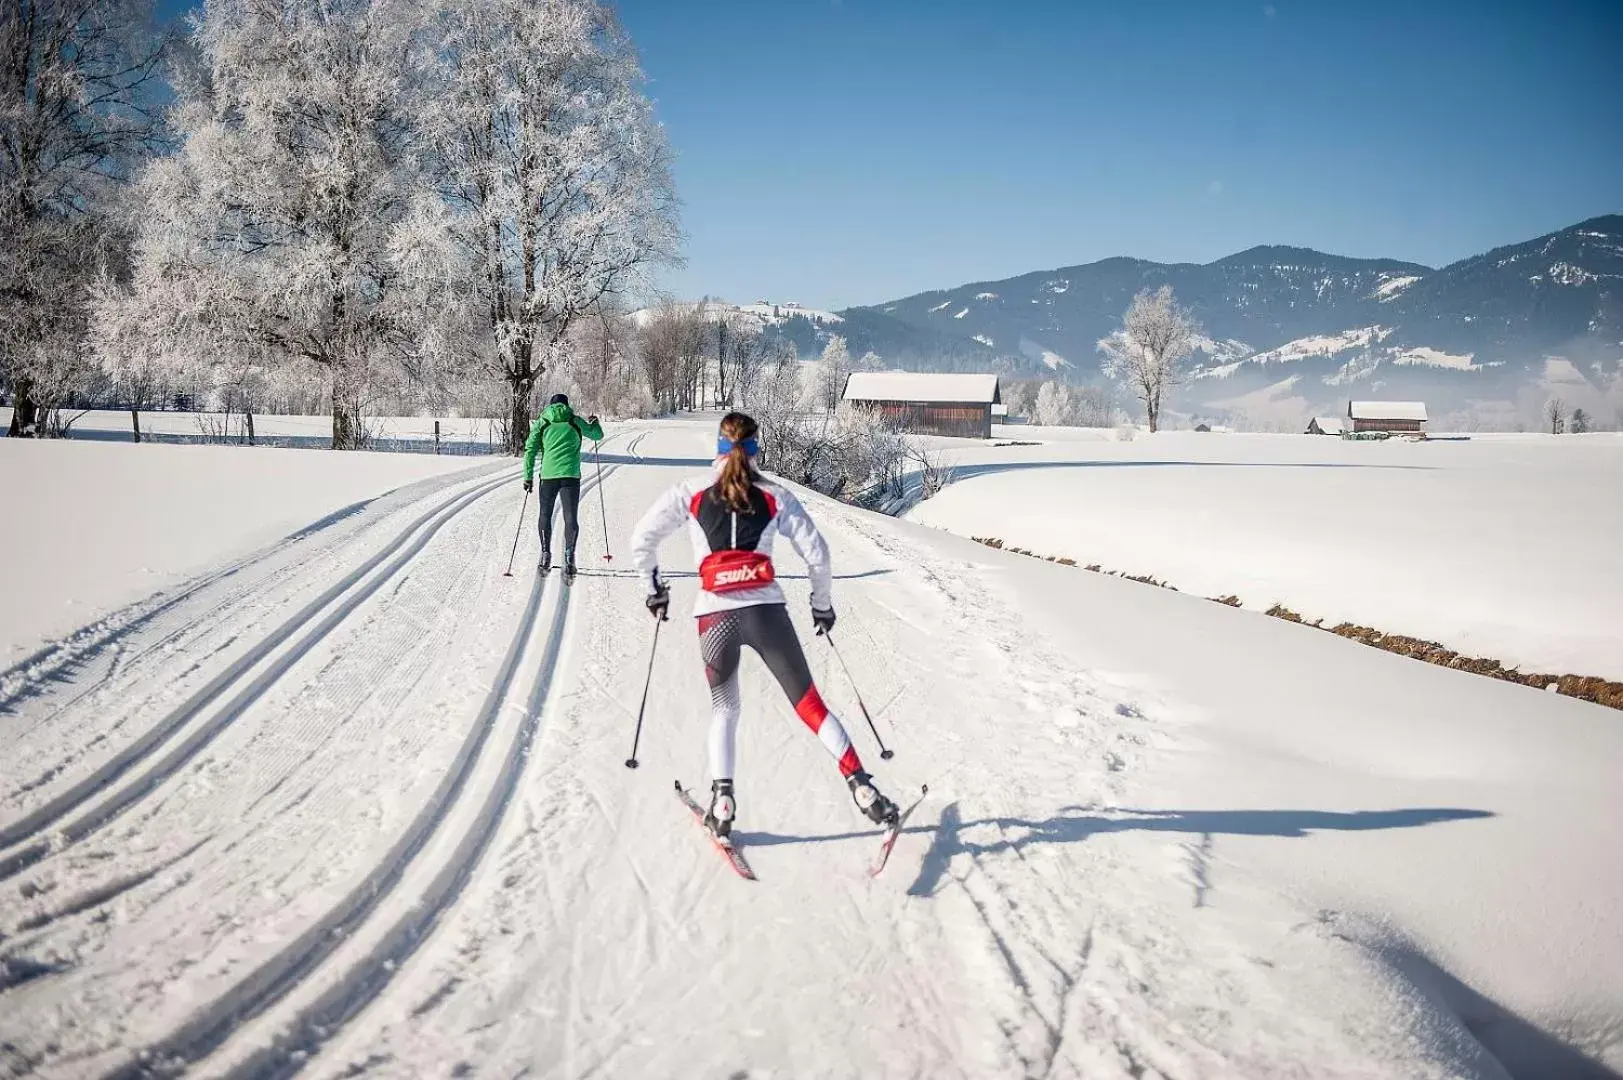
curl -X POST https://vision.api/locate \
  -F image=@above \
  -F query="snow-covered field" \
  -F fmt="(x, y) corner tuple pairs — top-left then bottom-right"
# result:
(0, 437), (495, 666)
(1, 419), (1619, 1079)
(911, 428), (1623, 680)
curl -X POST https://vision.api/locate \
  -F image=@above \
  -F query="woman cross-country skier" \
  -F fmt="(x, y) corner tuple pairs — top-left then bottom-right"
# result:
(522, 393), (604, 577)
(629, 411), (900, 838)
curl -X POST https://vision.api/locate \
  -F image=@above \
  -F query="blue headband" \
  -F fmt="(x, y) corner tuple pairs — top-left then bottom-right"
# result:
(717, 435), (759, 457)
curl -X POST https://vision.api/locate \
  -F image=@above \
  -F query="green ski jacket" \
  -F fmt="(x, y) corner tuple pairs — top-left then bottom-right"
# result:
(523, 403), (604, 482)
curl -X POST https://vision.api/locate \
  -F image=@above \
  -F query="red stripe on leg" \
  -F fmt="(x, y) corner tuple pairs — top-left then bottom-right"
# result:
(837, 745), (863, 778)
(697, 614), (718, 636)
(794, 685), (829, 733)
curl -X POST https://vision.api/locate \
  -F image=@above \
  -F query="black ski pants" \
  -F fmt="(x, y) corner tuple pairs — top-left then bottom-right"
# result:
(537, 477), (581, 556)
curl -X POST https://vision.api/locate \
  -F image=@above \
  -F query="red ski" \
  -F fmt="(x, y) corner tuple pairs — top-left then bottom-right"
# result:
(870, 784), (928, 877)
(675, 782), (756, 880)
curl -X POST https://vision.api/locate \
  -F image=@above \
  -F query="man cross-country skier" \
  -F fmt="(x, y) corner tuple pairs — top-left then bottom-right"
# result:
(629, 411), (901, 839)
(522, 393), (604, 578)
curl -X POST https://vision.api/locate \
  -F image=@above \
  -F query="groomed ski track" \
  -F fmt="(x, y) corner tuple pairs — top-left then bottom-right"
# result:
(0, 433), (648, 1076)
(2, 422), (1615, 1079)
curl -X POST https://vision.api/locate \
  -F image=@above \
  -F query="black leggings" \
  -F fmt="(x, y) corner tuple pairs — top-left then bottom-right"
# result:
(537, 477), (580, 554)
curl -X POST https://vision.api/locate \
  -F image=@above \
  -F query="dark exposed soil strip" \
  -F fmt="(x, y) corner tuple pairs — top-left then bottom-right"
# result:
(969, 536), (1623, 712)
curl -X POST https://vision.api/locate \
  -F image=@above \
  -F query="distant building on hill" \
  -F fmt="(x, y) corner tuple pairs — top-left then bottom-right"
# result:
(1306, 416), (1346, 436)
(1348, 401), (1428, 436)
(842, 372), (1002, 439)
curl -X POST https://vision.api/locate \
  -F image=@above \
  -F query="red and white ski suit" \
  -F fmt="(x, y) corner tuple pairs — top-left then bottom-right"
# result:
(629, 465), (863, 781)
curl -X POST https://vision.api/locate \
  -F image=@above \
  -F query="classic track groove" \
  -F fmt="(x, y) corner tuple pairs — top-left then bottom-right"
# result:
(0, 470), (516, 881)
(99, 447), (634, 1078)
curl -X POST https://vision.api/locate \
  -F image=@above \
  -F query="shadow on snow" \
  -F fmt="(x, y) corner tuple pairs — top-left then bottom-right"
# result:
(732, 803), (1492, 898)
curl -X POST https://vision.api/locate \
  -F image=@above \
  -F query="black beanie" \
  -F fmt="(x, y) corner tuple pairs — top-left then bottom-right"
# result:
(549, 393), (569, 406)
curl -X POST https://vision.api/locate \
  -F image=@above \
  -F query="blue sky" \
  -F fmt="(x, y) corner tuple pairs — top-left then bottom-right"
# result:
(614, 0), (1623, 309)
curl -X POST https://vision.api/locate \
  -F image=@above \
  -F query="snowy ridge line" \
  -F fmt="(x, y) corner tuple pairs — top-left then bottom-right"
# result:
(102, 467), (610, 1080)
(0, 469), (517, 879)
(0, 466), (502, 729)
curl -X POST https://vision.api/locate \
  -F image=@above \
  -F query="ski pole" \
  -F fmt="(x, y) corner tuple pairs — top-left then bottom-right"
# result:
(822, 633), (894, 760)
(502, 484), (530, 578)
(594, 440), (612, 561)
(624, 615), (663, 769)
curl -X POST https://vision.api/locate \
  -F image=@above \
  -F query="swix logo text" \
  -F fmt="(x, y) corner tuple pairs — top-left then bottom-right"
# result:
(714, 565), (762, 586)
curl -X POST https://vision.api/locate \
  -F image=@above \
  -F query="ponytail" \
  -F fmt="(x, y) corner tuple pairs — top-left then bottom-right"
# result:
(716, 412), (760, 512)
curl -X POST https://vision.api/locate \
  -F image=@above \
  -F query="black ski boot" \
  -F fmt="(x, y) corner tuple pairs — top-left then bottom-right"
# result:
(703, 779), (736, 838)
(538, 548), (552, 575)
(562, 550), (577, 585)
(848, 771), (900, 827)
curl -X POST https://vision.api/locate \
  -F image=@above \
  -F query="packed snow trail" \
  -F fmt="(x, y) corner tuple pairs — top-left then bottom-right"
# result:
(2, 422), (1618, 1079)
(306, 424), (1611, 1080)
(0, 436), (638, 1074)
(0, 469), (515, 879)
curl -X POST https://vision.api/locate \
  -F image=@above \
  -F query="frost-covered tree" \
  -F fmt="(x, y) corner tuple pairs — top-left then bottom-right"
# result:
(1545, 396), (1566, 435)
(715, 319), (765, 410)
(1032, 381), (1074, 427)
(742, 339), (803, 469)
(107, 0), (429, 448)
(637, 302), (708, 411)
(1014, 378), (1115, 428)
(1000, 379), (1037, 421)
(1097, 285), (1199, 433)
(419, 0), (679, 452)
(1, 0), (170, 436)
(1570, 407), (1590, 434)
(812, 334), (854, 412)
(548, 307), (652, 418)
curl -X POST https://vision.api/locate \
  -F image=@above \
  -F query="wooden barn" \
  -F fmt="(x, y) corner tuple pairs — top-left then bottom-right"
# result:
(1348, 400), (1428, 436)
(842, 372), (1002, 439)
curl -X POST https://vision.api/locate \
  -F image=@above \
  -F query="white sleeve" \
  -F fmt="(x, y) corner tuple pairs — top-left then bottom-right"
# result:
(629, 482), (689, 593)
(774, 487), (834, 611)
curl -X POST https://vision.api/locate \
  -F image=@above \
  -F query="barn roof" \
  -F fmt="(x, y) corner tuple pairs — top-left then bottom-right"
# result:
(1348, 400), (1428, 422)
(843, 372), (1001, 405)
(1311, 416), (1346, 434)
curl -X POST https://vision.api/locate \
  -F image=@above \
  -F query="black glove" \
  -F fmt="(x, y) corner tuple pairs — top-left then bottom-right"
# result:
(587, 414), (599, 425)
(646, 582), (670, 621)
(812, 607), (836, 635)
(522, 477), (533, 493)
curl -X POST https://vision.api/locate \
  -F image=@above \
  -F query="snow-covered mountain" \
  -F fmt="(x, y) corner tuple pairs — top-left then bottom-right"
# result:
(840, 215), (1623, 427)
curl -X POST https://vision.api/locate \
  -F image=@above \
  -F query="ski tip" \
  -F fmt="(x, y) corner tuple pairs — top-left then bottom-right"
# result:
(921, 783), (929, 796)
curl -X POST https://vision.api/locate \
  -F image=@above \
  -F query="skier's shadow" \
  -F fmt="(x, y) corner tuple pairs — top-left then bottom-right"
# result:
(733, 803), (1493, 898)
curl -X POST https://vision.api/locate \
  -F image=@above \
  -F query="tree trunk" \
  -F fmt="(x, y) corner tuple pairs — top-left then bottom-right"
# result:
(246, 412), (256, 446)
(130, 408), (141, 443)
(506, 335), (537, 455)
(7, 382), (40, 437)
(509, 371), (536, 456)
(332, 362), (361, 450)
(715, 322), (729, 407)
